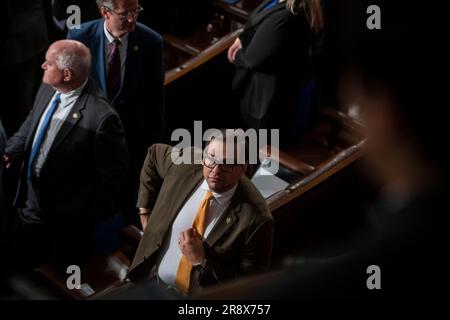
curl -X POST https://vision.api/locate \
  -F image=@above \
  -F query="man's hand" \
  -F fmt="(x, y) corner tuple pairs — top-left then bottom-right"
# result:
(178, 228), (205, 264)
(2, 154), (13, 169)
(227, 37), (243, 63)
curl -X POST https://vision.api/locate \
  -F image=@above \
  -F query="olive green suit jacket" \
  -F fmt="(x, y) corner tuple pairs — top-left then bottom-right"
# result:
(128, 144), (274, 293)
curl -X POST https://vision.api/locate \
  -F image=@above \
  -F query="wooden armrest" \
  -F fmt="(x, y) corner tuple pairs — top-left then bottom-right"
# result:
(35, 264), (88, 299)
(164, 34), (199, 55)
(260, 145), (315, 175)
(321, 107), (365, 135)
(34, 226), (141, 300)
(165, 29), (242, 85)
(35, 253), (132, 300)
(266, 139), (367, 211)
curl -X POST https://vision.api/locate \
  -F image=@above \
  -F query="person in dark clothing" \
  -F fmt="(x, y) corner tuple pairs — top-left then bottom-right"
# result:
(228, 0), (323, 145)
(3, 40), (128, 272)
(67, 0), (165, 227)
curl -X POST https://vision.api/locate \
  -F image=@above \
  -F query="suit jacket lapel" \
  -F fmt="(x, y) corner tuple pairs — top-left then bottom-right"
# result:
(205, 183), (243, 248)
(93, 21), (107, 93)
(116, 29), (139, 101)
(44, 82), (89, 161)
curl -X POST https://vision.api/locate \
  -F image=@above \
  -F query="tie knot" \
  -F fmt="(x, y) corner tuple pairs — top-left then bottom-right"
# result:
(53, 93), (61, 105)
(113, 39), (121, 47)
(204, 191), (214, 202)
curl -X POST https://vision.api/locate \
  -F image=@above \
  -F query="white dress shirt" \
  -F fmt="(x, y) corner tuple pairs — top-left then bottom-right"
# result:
(104, 22), (128, 86)
(32, 81), (87, 177)
(157, 180), (237, 287)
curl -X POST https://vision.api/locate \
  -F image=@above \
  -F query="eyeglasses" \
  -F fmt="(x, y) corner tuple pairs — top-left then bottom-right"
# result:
(203, 154), (238, 173)
(105, 5), (144, 20)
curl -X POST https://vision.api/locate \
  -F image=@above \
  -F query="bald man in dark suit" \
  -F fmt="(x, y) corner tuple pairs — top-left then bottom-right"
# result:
(4, 40), (128, 271)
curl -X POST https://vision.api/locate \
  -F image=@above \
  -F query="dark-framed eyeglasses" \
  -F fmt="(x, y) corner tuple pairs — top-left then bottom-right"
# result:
(202, 154), (238, 173)
(105, 5), (144, 20)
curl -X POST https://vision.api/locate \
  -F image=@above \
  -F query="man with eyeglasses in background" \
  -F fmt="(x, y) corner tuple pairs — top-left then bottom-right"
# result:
(126, 131), (274, 296)
(67, 0), (165, 228)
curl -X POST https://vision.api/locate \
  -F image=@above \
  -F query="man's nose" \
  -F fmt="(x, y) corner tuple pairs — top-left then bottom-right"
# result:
(212, 164), (223, 173)
(126, 14), (138, 22)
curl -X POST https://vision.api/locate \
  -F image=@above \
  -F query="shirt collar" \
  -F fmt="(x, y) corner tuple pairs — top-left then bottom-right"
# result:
(57, 79), (88, 108)
(200, 180), (238, 206)
(103, 21), (129, 45)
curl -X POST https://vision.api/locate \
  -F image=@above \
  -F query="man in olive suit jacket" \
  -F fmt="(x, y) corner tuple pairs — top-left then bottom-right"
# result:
(128, 137), (273, 295)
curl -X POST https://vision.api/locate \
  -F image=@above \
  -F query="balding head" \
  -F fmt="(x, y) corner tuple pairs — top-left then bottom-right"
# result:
(42, 40), (92, 92)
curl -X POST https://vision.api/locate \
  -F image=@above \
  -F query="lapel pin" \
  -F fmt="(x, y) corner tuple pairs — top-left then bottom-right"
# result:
(133, 45), (139, 52)
(72, 112), (79, 119)
(226, 217), (231, 224)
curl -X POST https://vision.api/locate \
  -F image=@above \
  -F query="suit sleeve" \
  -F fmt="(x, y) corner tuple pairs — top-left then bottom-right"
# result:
(234, 14), (288, 71)
(94, 113), (129, 217)
(136, 143), (176, 211)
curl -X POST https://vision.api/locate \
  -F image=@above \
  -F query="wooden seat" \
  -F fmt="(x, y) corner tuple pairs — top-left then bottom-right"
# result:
(34, 225), (142, 300)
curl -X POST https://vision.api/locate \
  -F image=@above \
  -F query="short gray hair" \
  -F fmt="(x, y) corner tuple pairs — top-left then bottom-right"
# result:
(56, 43), (91, 80)
(96, 0), (115, 10)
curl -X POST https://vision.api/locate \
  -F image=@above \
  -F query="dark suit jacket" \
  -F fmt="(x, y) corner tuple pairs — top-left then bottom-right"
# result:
(232, 1), (312, 131)
(6, 80), (128, 228)
(128, 144), (274, 294)
(67, 19), (165, 163)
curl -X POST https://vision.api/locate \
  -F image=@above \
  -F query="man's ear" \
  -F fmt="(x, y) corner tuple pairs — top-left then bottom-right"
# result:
(100, 6), (109, 19)
(63, 68), (73, 82)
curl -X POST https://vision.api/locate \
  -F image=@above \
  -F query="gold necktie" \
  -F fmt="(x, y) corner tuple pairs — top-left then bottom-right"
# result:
(175, 191), (214, 294)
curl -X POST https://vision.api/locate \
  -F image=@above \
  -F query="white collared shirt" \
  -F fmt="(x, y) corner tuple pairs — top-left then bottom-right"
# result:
(157, 180), (238, 287)
(32, 81), (87, 177)
(103, 22), (128, 86)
